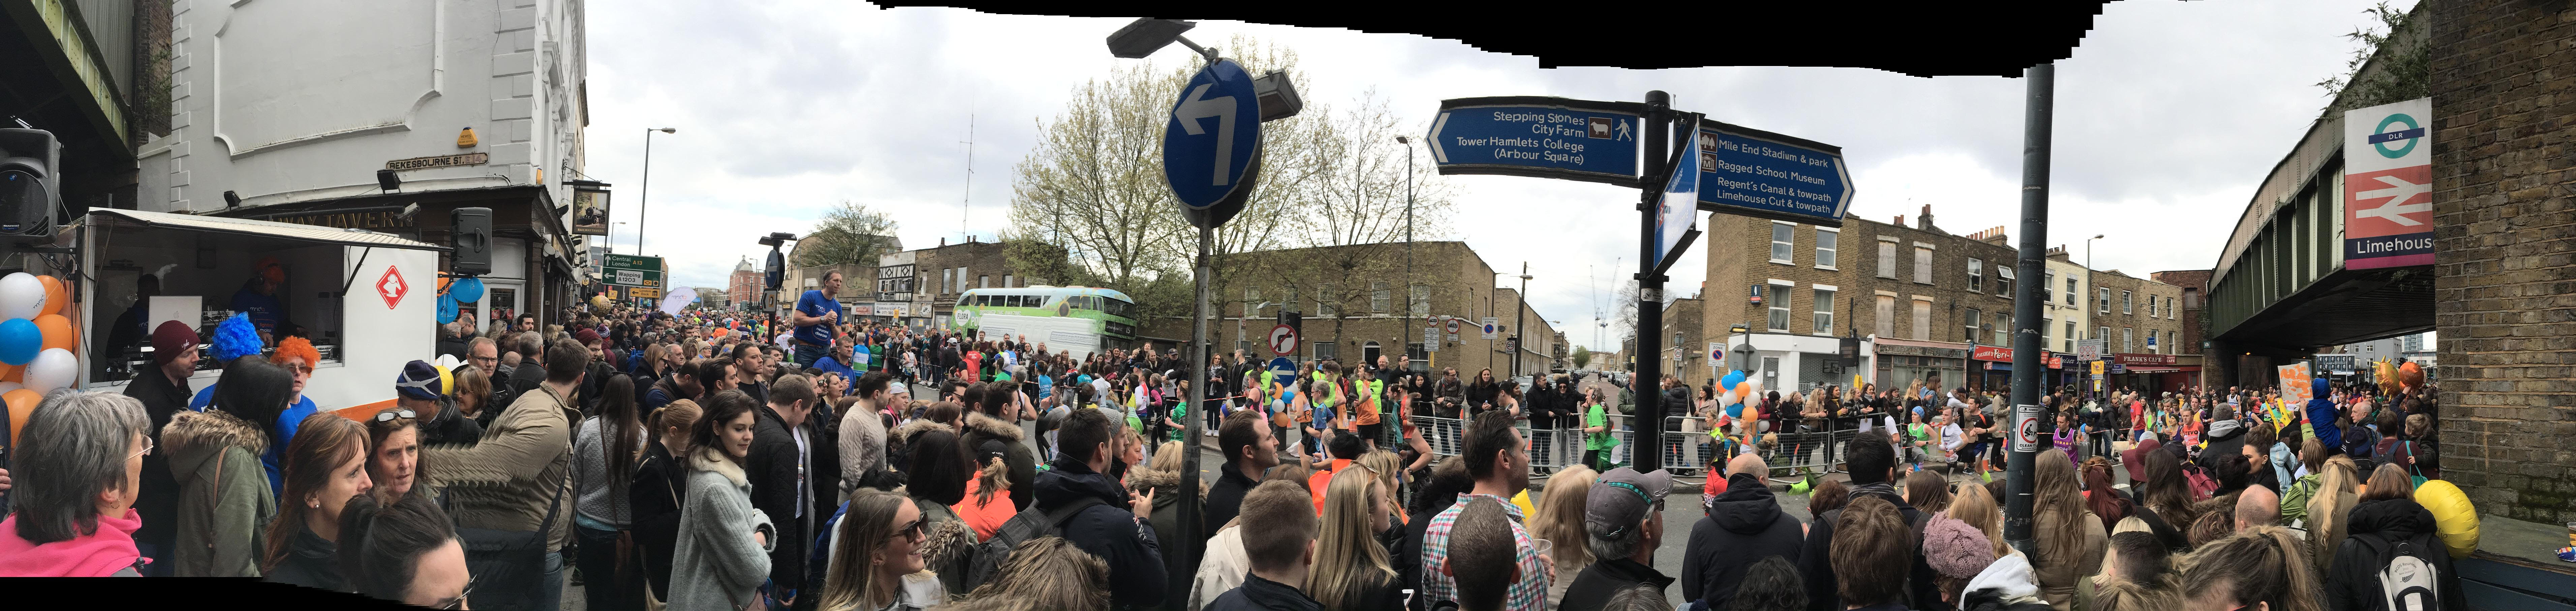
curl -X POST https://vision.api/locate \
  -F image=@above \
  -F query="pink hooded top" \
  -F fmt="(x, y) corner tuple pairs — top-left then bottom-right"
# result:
(0, 509), (148, 577)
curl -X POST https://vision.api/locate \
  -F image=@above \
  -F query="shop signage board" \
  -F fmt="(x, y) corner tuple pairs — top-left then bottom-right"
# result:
(2342, 97), (2433, 270)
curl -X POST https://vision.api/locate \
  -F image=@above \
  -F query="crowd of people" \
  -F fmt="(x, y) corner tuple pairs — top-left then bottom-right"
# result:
(0, 261), (2469, 611)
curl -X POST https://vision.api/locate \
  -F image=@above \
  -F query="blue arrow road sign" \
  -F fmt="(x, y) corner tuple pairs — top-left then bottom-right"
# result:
(1693, 120), (1853, 227)
(1269, 357), (1297, 382)
(1428, 97), (1642, 186)
(1164, 59), (1262, 210)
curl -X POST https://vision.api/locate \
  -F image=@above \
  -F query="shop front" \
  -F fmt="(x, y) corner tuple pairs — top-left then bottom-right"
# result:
(2105, 353), (2197, 395)
(1965, 345), (2076, 395)
(1872, 337), (1970, 393)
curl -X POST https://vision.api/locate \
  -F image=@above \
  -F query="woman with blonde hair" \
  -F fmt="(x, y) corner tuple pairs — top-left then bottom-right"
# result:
(1125, 440), (1199, 590)
(1530, 464), (1598, 608)
(2030, 448), (2107, 610)
(1945, 481), (2017, 559)
(2303, 455), (2362, 573)
(2182, 527), (2328, 611)
(1307, 465), (1403, 611)
(818, 490), (944, 611)
(938, 537), (1111, 611)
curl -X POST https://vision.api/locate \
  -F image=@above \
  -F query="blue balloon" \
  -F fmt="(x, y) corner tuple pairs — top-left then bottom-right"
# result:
(0, 318), (38, 365)
(1725, 403), (1744, 419)
(447, 277), (486, 303)
(1720, 371), (1746, 392)
(437, 294), (460, 324)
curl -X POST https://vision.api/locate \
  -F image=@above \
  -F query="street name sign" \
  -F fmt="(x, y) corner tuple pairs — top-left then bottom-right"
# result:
(1428, 97), (1643, 186)
(2342, 97), (2432, 270)
(1692, 119), (1852, 227)
(1164, 58), (1263, 228)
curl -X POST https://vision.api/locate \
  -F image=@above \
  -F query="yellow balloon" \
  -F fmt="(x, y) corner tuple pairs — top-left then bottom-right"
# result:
(2413, 479), (2480, 559)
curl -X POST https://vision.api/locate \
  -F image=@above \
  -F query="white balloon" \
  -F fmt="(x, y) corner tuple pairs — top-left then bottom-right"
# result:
(0, 382), (21, 395)
(24, 347), (76, 394)
(0, 273), (41, 321)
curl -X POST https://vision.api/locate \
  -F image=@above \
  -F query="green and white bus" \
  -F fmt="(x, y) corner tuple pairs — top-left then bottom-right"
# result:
(952, 286), (1140, 357)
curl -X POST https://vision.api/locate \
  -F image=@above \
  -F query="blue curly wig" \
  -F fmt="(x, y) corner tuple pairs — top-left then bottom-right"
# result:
(210, 313), (263, 363)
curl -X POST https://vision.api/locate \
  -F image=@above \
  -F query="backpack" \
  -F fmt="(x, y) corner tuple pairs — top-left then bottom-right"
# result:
(962, 496), (1110, 589)
(2181, 463), (2221, 499)
(2375, 539), (2443, 610)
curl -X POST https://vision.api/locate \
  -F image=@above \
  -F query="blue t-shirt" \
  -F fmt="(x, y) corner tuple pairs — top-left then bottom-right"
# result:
(794, 290), (841, 347)
(850, 345), (871, 372)
(1037, 375), (1054, 399)
(230, 285), (287, 336)
(262, 396), (318, 499)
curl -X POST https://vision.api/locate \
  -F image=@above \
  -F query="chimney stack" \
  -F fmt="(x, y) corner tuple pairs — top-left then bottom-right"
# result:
(1919, 204), (1934, 230)
(1895, 214), (1906, 226)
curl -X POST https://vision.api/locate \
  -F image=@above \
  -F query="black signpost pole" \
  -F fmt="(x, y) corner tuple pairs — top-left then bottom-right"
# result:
(1633, 90), (1670, 472)
(2003, 62), (2055, 560)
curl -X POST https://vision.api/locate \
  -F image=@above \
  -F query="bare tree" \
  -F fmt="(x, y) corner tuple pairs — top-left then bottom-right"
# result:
(792, 201), (900, 268)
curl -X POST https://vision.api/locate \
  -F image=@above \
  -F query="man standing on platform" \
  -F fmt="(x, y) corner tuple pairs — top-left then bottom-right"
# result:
(791, 271), (845, 366)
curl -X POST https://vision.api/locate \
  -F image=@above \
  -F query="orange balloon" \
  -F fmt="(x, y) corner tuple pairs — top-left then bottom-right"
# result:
(5, 388), (38, 449)
(0, 363), (21, 384)
(36, 275), (65, 317)
(32, 314), (73, 352)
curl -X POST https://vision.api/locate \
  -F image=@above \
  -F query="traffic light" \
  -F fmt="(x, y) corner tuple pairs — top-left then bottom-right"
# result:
(0, 129), (62, 240)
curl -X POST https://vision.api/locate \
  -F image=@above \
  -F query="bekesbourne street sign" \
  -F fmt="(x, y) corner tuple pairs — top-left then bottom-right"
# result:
(1164, 58), (1264, 229)
(1428, 97), (1644, 186)
(1692, 118), (1853, 228)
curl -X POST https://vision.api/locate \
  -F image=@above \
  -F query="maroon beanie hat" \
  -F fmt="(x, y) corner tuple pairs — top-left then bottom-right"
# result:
(151, 320), (199, 365)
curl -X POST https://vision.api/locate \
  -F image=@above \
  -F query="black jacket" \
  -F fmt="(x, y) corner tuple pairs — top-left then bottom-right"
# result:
(500, 359), (547, 412)
(2325, 498), (2466, 611)
(744, 403), (829, 597)
(1799, 482), (1939, 611)
(123, 366), (194, 552)
(1204, 574), (1322, 611)
(437, 335), (470, 362)
(1684, 473), (1805, 607)
(1401, 495), (1445, 611)
(1201, 461), (1261, 539)
(630, 439), (689, 600)
(1560, 557), (1676, 611)
(1034, 457), (1165, 608)
(958, 413), (1035, 512)
(2195, 419), (2247, 472)
(260, 525), (344, 591)
(418, 397), (483, 447)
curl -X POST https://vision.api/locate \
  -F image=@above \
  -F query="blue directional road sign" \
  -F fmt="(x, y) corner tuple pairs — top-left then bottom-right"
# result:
(1428, 97), (1643, 186)
(1269, 357), (1297, 383)
(1692, 119), (1854, 227)
(1164, 59), (1262, 211)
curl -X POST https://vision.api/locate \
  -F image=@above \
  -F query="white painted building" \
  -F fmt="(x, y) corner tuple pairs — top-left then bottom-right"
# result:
(134, 0), (594, 340)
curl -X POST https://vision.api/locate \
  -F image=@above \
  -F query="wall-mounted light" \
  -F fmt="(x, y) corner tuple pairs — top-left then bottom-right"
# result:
(457, 127), (479, 148)
(222, 190), (241, 208)
(378, 169), (402, 193)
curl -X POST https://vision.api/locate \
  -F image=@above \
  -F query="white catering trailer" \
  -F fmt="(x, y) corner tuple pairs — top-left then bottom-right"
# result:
(76, 209), (443, 414)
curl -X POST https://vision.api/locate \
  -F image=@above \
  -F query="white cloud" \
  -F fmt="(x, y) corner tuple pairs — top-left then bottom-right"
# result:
(585, 0), (2410, 343)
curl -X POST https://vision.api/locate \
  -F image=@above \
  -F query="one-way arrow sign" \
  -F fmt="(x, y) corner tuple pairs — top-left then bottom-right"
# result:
(1164, 58), (1263, 228)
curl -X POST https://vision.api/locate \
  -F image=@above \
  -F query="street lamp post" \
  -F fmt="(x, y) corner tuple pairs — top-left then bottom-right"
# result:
(1514, 263), (1531, 378)
(638, 127), (677, 254)
(1397, 135), (1417, 371)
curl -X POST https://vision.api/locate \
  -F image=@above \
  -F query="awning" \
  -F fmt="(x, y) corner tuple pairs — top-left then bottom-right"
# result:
(2126, 367), (2182, 374)
(89, 209), (448, 251)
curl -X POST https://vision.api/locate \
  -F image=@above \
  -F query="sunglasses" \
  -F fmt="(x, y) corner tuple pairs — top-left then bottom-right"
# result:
(374, 409), (420, 422)
(888, 517), (928, 544)
(434, 573), (479, 609)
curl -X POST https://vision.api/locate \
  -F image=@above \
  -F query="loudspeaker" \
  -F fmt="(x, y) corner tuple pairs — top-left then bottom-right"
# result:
(451, 207), (492, 276)
(0, 129), (61, 239)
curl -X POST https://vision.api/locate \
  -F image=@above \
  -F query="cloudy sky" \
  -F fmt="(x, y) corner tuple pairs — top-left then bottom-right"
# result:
(584, 0), (2413, 350)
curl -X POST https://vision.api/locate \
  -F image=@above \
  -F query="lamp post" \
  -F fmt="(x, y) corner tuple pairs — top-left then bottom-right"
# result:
(1397, 135), (1417, 371)
(637, 127), (677, 254)
(1514, 263), (1532, 378)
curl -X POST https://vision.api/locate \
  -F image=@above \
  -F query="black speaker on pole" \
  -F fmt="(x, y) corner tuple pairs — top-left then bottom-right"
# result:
(452, 207), (493, 276)
(0, 129), (61, 239)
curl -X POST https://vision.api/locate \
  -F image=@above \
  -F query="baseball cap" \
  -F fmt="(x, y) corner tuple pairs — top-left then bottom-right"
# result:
(396, 360), (445, 400)
(1585, 467), (1673, 534)
(977, 440), (1009, 464)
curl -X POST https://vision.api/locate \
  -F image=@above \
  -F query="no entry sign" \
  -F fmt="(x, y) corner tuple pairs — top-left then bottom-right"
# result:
(1268, 323), (1299, 356)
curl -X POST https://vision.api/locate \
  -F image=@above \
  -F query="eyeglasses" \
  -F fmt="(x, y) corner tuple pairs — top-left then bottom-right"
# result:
(887, 517), (927, 544)
(374, 409), (420, 422)
(130, 435), (154, 460)
(435, 573), (480, 609)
